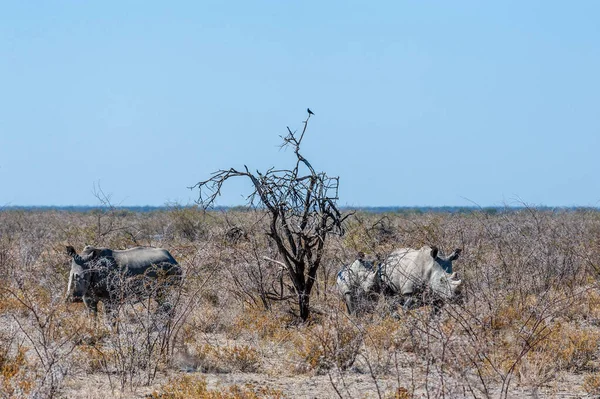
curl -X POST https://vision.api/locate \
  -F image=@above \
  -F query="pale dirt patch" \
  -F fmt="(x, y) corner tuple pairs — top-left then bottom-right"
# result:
(58, 368), (590, 399)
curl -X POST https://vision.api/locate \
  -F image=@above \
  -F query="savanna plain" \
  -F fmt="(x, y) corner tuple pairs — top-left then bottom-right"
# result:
(2, 207), (600, 399)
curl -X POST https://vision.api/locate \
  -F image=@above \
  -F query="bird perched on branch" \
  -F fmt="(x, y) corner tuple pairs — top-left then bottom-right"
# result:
(307, 108), (315, 115)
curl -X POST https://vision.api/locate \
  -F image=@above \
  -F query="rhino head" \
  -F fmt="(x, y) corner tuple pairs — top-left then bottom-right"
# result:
(430, 246), (462, 274)
(65, 245), (102, 302)
(430, 270), (463, 303)
(427, 247), (463, 303)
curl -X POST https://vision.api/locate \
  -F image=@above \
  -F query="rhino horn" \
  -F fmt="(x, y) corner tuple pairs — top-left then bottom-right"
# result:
(65, 271), (73, 302)
(451, 278), (462, 286)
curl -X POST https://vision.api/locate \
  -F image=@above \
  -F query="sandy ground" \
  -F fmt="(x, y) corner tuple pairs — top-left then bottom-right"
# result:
(59, 359), (591, 399)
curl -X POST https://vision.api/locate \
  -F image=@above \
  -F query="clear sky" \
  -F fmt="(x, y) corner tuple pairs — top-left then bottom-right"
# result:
(1, 1), (599, 207)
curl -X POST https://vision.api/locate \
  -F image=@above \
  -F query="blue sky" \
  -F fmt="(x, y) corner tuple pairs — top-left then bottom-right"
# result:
(1, 1), (599, 207)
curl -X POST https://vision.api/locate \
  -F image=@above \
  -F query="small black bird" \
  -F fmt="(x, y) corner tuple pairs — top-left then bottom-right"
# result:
(307, 108), (315, 115)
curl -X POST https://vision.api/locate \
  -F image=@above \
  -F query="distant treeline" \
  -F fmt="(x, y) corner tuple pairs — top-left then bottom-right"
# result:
(1, 205), (598, 214)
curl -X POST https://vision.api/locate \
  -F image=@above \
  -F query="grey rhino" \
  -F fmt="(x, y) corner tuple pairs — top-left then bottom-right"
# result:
(336, 252), (382, 315)
(65, 245), (182, 322)
(379, 246), (462, 313)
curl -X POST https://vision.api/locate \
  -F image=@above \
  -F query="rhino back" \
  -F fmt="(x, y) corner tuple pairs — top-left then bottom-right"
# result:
(111, 247), (179, 276)
(384, 247), (437, 294)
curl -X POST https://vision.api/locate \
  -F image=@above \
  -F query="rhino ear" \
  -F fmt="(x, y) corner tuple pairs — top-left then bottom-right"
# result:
(89, 248), (102, 259)
(430, 246), (439, 259)
(65, 246), (77, 257)
(449, 248), (462, 261)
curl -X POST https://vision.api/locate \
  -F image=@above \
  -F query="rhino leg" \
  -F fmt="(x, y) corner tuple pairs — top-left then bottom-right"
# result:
(429, 299), (444, 318)
(155, 282), (177, 316)
(82, 297), (101, 329)
(344, 293), (356, 315)
(402, 295), (418, 311)
(83, 297), (98, 317)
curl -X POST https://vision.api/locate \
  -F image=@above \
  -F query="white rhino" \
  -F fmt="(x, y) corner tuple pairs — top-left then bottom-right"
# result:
(379, 246), (462, 313)
(336, 252), (381, 315)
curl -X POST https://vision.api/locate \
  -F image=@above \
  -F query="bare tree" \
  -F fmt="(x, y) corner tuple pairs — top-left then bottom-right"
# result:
(191, 110), (350, 320)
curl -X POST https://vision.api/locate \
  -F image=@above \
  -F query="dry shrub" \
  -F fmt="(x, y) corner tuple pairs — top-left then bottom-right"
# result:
(359, 316), (414, 373)
(566, 288), (600, 322)
(151, 375), (284, 399)
(71, 344), (109, 374)
(0, 281), (83, 398)
(343, 220), (378, 254)
(292, 314), (362, 372)
(0, 296), (25, 314)
(182, 343), (224, 373)
(168, 206), (209, 242)
(385, 386), (413, 399)
(342, 215), (401, 258)
(517, 350), (559, 389)
(185, 342), (260, 373)
(183, 305), (231, 335)
(222, 345), (261, 372)
(535, 322), (600, 372)
(465, 290), (599, 386)
(364, 317), (406, 352)
(583, 373), (600, 395)
(104, 311), (180, 389)
(0, 345), (33, 398)
(231, 307), (292, 341)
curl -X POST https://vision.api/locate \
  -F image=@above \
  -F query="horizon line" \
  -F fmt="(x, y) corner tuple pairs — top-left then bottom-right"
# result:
(1, 204), (599, 212)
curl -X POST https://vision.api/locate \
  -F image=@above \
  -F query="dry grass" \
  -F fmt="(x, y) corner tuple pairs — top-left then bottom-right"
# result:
(1, 207), (600, 398)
